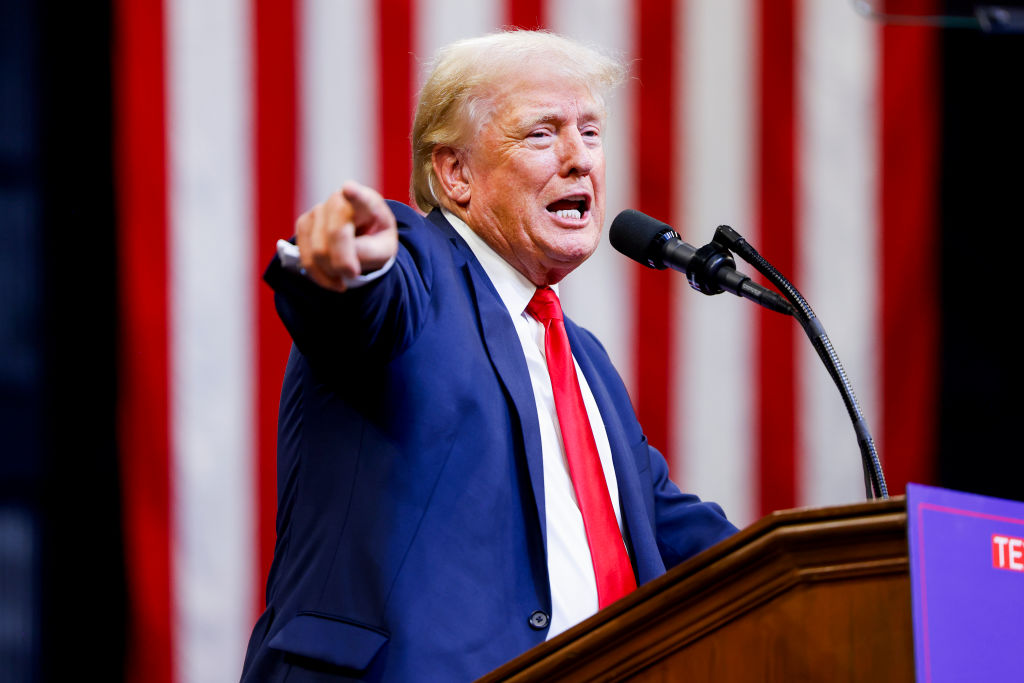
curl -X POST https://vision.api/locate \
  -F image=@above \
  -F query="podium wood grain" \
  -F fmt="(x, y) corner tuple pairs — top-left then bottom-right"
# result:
(478, 498), (912, 682)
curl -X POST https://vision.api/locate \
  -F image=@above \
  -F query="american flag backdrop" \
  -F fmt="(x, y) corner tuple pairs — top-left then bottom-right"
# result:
(113, 0), (937, 680)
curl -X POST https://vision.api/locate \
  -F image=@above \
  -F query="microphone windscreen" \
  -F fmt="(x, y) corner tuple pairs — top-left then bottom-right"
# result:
(609, 209), (674, 266)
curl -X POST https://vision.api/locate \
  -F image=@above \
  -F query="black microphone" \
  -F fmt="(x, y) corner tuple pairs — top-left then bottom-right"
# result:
(609, 209), (793, 315)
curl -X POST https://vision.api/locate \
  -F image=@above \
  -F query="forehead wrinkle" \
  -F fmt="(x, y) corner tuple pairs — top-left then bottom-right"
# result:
(474, 70), (607, 131)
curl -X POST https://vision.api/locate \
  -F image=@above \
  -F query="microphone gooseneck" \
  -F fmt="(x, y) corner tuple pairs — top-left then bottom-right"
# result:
(609, 209), (888, 501)
(712, 224), (888, 500)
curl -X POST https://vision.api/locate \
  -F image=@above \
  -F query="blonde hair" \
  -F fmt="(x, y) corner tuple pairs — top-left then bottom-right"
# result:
(410, 30), (627, 211)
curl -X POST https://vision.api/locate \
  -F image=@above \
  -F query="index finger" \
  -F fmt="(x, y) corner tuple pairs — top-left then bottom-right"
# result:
(340, 181), (395, 235)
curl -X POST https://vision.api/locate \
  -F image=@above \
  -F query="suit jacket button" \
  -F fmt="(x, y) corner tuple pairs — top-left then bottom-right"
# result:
(528, 610), (550, 630)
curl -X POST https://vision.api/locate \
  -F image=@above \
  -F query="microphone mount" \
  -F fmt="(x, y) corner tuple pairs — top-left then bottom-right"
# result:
(611, 210), (794, 316)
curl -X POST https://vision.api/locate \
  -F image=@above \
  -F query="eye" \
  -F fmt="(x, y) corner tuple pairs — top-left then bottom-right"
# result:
(580, 126), (602, 144)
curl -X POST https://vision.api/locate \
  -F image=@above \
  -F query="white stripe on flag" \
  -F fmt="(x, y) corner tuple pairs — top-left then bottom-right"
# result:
(553, 0), (637, 395)
(416, 0), (502, 85)
(166, 0), (254, 680)
(676, 0), (757, 527)
(798, 0), (879, 508)
(300, 0), (379, 207)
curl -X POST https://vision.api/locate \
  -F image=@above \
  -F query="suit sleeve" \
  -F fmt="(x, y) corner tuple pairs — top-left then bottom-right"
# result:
(262, 202), (435, 377)
(645, 444), (739, 568)
(568, 323), (739, 568)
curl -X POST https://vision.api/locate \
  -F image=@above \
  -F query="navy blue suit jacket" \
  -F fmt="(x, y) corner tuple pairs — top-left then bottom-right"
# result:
(240, 204), (737, 681)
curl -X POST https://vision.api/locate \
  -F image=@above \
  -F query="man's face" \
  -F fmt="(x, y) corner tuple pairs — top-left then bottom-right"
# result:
(461, 70), (606, 286)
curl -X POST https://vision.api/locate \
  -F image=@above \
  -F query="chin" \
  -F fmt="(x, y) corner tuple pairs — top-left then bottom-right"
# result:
(545, 240), (599, 273)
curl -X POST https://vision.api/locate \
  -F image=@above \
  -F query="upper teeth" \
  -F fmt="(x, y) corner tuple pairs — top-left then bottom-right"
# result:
(555, 209), (582, 219)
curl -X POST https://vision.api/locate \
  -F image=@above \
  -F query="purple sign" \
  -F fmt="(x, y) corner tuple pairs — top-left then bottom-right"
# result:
(907, 483), (1024, 682)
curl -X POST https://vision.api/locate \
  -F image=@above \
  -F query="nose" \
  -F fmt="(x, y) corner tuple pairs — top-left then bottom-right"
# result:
(559, 128), (594, 177)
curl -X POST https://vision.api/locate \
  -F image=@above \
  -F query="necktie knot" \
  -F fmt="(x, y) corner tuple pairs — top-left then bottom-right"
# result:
(526, 286), (563, 324)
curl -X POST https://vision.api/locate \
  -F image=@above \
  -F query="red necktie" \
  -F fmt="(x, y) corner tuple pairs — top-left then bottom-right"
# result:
(526, 286), (636, 608)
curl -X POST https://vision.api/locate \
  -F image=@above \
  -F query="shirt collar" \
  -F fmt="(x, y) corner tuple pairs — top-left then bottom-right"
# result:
(442, 208), (557, 318)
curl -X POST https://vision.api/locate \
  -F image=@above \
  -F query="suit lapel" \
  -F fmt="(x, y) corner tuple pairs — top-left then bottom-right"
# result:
(426, 210), (548, 550)
(424, 210), (663, 584)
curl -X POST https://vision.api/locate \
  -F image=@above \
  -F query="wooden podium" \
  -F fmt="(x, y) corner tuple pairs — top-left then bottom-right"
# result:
(479, 498), (913, 682)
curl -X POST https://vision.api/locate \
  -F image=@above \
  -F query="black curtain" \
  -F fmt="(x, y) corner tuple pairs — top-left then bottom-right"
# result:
(0, 0), (124, 680)
(937, 2), (1024, 502)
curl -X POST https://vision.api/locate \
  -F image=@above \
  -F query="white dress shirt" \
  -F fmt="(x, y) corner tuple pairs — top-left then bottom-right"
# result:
(443, 209), (626, 639)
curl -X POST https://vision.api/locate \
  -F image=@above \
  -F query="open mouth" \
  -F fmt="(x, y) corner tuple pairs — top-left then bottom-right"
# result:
(546, 195), (590, 221)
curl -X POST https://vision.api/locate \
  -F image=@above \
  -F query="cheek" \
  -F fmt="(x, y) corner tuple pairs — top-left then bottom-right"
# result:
(498, 182), (543, 217)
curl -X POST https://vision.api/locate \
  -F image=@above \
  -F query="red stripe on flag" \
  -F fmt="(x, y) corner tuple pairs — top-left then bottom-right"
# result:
(879, 1), (938, 493)
(755, 0), (798, 515)
(114, 0), (173, 680)
(506, 0), (545, 30)
(252, 0), (298, 612)
(377, 0), (415, 202)
(632, 0), (678, 472)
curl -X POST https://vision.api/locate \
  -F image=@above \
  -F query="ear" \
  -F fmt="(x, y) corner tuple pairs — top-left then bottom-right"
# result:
(431, 146), (471, 206)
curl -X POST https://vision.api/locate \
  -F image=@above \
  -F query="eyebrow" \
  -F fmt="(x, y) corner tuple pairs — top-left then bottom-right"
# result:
(525, 112), (565, 127)
(519, 108), (604, 129)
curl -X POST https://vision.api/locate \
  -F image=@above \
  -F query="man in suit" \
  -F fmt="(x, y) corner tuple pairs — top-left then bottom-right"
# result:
(241, 30), (737, 682)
